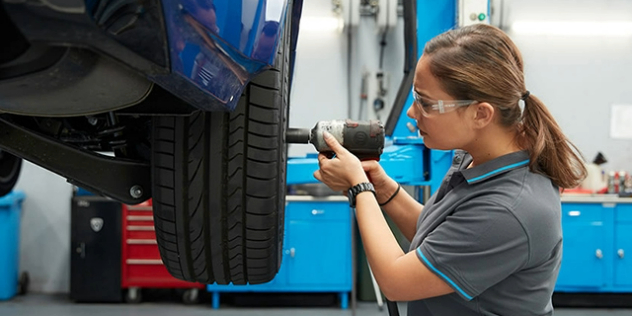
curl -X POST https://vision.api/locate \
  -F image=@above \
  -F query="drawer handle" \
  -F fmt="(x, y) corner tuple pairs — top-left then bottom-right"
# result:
(127, 239), (157, 245)
(127, 226), (155, 231)
(77, 242), (86, 259)
(126, 206), (153, 211)
(127, 215), (154, 221)
(126, 259), (163, 265)
(596, 249), (603, 259)
(311, 209), (325, 215)
(619, 249), (625, 259)
(568, 211), (581, 217)
(285, 248), (296, 258)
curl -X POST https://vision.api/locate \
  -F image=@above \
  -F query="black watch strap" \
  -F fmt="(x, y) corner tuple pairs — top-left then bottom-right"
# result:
(348, 182), (376, 207)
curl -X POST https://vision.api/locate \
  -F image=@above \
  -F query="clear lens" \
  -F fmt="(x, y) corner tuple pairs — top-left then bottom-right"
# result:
(411, 88), (476, 117)
(411, 89), (433, 116)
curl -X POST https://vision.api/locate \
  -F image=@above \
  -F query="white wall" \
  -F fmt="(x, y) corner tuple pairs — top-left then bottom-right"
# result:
(289, 3), (405, 158)
(14, 162), (72, 293)
(502, 0), (632, 172)
(287, 1), (350, 157)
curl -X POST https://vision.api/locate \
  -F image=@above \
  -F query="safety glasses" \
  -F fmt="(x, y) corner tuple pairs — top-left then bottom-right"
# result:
(411, 88), (477, 117)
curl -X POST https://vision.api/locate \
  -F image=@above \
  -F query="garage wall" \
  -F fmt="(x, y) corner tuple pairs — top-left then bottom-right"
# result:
(15, 162), (72, 293)
(287, 1), (351, 157)
(502, 0), (632, 172)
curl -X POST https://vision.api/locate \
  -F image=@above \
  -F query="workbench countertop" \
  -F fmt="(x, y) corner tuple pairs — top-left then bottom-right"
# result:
(561, 194), (632, 203)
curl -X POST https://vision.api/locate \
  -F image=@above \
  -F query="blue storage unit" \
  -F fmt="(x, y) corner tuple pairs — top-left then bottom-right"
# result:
(0, 191), (25, 301)
(555, 196), (632, 292)
(207, 196), (352, 309)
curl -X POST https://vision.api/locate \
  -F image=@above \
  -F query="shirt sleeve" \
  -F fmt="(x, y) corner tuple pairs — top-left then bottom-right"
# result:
(416, 198), (529, 301)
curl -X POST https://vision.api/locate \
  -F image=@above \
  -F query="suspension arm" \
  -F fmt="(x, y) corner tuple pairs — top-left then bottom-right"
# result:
(0, 116), (151, 204)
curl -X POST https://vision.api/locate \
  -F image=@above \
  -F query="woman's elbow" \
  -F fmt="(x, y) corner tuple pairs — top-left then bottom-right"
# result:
(382, 289), (402, 302)
(380, 282), (411, 302)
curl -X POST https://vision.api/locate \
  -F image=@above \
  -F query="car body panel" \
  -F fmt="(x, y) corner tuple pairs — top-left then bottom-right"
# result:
(164, 0), (289, 110)
(0, 0), (298, 113)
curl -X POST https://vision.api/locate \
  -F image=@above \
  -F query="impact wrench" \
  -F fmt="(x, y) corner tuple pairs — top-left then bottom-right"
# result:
(286, 119), (385, 160)
(287, 119), (400, 316)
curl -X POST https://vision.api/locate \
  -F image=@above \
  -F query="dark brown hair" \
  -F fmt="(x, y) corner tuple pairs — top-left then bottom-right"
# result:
(423, 24), (586, 188)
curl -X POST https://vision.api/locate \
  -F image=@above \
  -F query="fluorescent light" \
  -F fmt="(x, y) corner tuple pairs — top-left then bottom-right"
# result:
(300, 16), (344, 33)
(511, 21), (632, 37)
(265, 0), (284, 23)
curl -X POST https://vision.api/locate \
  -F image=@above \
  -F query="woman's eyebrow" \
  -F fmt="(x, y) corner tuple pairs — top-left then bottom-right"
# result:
(415, 89), (433, 99)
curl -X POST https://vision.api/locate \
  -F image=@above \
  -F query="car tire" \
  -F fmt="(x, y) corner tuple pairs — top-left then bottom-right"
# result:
(0, 150), (22, 197)
(150, 7), (291, 284)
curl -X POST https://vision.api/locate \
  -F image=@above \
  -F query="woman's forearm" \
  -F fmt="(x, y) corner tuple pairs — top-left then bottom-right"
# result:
(376, 180), (423, 241)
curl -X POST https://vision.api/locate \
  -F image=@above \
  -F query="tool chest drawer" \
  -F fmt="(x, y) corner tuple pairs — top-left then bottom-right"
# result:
(126, 243), (161, 258)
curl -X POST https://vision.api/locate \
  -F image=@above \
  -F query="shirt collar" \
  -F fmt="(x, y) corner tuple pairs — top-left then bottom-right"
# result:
(459, 150), (531, 185)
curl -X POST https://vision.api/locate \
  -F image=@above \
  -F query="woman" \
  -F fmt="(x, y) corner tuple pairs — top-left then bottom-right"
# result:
(314, 24), (586, 315)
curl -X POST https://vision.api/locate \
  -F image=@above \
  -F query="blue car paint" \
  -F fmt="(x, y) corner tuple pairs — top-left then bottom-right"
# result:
(163, 0), (289, 111)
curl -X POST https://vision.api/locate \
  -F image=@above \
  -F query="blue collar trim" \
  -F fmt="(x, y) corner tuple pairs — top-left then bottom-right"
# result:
(466, 159), (530, 184)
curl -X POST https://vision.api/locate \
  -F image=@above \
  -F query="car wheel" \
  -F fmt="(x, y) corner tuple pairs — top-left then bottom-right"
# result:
(150, 8), (291, 285)
(0, 150), (22, 197)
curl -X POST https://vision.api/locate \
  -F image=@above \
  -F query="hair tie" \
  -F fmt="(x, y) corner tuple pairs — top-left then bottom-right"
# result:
(521, 91), (530, 101)
(518, 90), (530, 118)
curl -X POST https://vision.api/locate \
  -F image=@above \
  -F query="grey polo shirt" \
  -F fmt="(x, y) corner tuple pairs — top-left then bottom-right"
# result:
(408, 150), (562, 316)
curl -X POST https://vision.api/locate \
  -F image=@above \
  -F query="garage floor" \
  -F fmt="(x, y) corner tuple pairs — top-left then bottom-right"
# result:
(2, 295), (632, 316)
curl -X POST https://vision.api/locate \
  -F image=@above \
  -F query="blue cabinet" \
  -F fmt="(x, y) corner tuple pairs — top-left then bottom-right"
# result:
(556, 203), (607, 288)
(555, 198), (632, 293)
(207, 196), (352, 309)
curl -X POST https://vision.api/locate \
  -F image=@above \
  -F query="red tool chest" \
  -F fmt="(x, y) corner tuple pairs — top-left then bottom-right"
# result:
(121, 200), (205, 303)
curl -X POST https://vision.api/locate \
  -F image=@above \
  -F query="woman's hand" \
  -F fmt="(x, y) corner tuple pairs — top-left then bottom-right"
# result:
(361, 160), (398, 203)
(313, 131), (369, 191)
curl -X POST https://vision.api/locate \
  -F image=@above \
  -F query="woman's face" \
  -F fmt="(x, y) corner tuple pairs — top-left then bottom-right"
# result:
(407, 55), (475, 150)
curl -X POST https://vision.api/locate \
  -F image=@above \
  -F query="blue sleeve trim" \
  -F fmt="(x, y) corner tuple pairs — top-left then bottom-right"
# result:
(417, 247), (473, 300)
(466, 159), (530, 184)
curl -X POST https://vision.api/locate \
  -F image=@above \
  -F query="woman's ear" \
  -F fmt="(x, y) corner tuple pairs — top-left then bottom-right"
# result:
(471, 102), (495, 129)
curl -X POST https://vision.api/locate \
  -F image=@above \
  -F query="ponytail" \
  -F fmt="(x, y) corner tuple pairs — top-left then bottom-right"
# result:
(520, 94), (586, 188)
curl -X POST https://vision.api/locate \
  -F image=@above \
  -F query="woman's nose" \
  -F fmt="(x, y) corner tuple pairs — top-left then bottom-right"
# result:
(406, 105), (415, 119)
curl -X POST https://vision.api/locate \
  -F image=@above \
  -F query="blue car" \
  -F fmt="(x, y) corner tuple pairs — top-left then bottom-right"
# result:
(0, 0), (303, 284)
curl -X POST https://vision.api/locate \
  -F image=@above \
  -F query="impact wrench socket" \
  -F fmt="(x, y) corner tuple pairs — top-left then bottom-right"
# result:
(286, 119), (385, 161)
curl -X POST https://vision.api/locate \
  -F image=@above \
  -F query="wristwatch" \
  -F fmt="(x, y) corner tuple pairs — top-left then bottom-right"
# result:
(348, 182), (376, 208)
